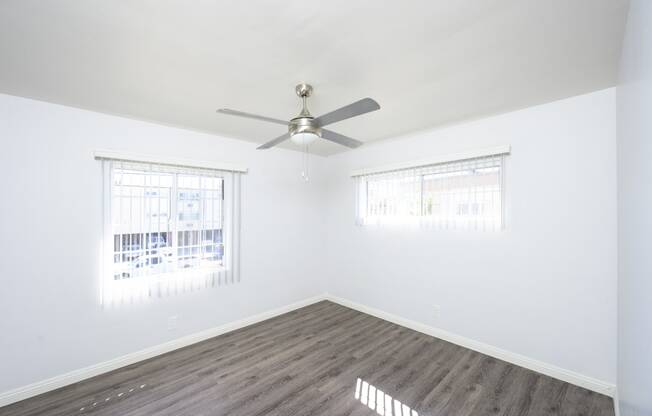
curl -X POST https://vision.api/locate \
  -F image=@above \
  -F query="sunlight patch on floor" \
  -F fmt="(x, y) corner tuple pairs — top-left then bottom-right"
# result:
(355, 378), (418, 416)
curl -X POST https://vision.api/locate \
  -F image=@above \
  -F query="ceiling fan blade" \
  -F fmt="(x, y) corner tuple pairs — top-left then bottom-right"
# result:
(217, 109), (288, 126)
(321, 129), (363, 149)
(314, 98), (380, 127)
(257, 132), (291, 150)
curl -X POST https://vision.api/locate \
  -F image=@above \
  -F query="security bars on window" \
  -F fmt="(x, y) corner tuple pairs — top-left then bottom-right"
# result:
(101, 159), (241, 305)
(354, 155), (505, 230)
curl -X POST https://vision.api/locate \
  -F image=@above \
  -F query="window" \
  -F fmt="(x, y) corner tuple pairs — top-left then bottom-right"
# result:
(354, 154), (505, 230)
(100, 159), (242, 305)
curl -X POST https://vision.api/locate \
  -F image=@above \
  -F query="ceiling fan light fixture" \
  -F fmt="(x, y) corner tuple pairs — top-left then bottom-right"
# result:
(290, 131), (319, 146)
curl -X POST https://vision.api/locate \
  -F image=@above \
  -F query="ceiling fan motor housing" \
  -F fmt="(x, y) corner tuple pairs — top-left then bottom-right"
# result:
(289, 116), (321, 137)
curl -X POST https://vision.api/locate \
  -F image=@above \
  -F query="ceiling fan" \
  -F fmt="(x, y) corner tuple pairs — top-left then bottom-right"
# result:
(217, 83), (380, 150)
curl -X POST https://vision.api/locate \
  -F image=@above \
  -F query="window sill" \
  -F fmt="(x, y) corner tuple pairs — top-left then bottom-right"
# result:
(111, 265), (227, 283)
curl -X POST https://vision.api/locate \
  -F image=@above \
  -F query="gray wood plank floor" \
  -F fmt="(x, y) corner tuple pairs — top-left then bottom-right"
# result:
(0, 301), (614, 416)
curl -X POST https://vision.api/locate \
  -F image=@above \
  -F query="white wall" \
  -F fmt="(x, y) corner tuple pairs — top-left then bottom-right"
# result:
(0, 87), (619, 397)
(0, 93), (328, 393)
(325, 88), (617, 385)
(617, 1), (652, 414)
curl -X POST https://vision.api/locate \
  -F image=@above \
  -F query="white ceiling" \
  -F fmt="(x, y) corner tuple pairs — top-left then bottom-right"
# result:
(0, 0), (629, 156)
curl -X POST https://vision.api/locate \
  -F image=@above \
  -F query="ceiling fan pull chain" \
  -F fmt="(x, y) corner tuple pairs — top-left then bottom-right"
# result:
(301, 142), (310, 182)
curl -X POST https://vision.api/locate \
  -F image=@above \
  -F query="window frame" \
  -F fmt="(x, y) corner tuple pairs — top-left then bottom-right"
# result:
(353, 148), (509, 229)
(108, 165), (227, 282)
(97, 152), (244, 305)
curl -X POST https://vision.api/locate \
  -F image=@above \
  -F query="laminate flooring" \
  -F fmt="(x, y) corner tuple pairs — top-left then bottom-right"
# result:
(0, 301), (614, 416)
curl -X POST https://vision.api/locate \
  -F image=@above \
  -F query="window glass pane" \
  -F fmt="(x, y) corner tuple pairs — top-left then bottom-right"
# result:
(358, 155), (503, 229)
(422, 163), (500, 221)
(366, 175), (420, 217)
(110, 167), (224, 280)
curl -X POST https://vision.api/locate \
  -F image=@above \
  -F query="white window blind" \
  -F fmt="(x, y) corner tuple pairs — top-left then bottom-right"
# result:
(354, 154), (506, 230)
(100, 159), (242, 305)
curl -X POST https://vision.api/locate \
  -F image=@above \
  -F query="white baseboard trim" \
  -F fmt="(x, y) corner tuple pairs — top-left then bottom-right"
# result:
(0, 295), (326, 408)
(1, 293), (616, 408)
(324, 293), (616, 398)
(613, 388), (621, 416)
